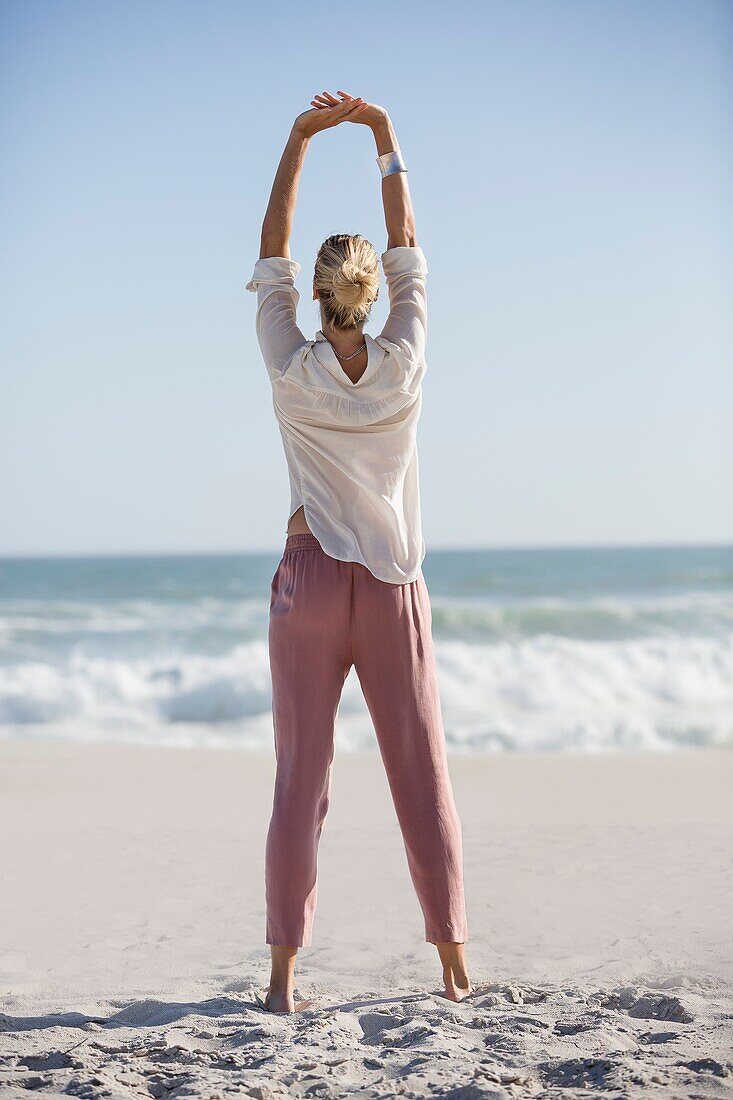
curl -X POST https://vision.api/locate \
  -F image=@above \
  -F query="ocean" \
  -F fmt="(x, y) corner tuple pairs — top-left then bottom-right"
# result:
(0, 545), (731, 754)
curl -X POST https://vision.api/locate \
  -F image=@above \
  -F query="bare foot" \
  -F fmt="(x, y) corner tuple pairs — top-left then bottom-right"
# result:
(436, 941), (473, 1002)
(262, 989), (294, 1014)
(262, 945), (310, 1014)
(260, 989), (312, 1014)
(442, 967), (472, 1001)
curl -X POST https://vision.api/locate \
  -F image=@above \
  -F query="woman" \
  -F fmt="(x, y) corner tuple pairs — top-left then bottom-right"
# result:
(247, 91), (470, 1013)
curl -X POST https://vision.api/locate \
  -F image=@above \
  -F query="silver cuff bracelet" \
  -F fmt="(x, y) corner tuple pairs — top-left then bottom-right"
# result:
(376, 149), (407, 178)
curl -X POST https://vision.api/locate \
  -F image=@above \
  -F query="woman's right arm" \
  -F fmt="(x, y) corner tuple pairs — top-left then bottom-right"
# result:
(368, 108), (426, 362)
(370, 111), (418, 249)
(308, 93), (418, 250)
(309, 93), (428, 363)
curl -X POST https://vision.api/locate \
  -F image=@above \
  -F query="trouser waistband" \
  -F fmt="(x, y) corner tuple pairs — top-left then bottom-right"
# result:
(284, 533), (323, 552)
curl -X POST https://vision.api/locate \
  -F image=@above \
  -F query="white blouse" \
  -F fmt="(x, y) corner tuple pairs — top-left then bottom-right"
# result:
(246, 245), (428, 585)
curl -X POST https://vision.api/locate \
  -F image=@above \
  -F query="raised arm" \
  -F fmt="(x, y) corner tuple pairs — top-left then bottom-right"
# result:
(258, 97), (370, 260)
(313, 93), (428, 366)
(371, 112), (417, 249)
(257, 129), (308, 260)
(309, 93), (417, 250)
(248, 97), (371, 378)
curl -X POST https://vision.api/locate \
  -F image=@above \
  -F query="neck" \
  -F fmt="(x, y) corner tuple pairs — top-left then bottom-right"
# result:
(321, 321), (366, 358)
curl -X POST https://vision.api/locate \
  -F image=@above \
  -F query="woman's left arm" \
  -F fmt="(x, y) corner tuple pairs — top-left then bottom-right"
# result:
(248, 97), (370, 378)
(258, 96), (369, 259)
(258, 128), (308, 260)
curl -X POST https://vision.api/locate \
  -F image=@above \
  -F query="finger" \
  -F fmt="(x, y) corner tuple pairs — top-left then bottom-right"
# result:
(312, 94), (333, 106)
(336, 96), (364, 113)
(320, 96), (363, 124)
(320, 91), (341, 105)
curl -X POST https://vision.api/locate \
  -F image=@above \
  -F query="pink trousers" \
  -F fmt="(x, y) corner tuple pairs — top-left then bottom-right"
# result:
(266, 532), (468, 948)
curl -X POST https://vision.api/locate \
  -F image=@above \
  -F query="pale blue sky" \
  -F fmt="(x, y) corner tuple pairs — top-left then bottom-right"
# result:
(2, 0), (731, 555)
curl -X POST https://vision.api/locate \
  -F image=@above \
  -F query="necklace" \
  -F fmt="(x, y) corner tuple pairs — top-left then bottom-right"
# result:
(332, 341), (366, 361)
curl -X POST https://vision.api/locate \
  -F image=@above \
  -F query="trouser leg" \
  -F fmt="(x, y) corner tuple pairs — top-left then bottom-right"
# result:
(266, 546), (352, 947)
(352, 565), (468, 944)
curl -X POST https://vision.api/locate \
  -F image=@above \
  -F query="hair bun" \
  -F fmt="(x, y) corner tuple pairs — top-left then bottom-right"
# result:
(314, 234), (380, 331)
(332, 260), (373, 309)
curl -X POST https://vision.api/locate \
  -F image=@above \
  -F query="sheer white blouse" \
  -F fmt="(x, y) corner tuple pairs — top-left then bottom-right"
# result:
(246, 245), (428, 585)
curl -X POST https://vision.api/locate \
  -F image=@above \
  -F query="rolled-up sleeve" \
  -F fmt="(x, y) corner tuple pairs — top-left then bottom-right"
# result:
(246, 256), (307, 379)
(378, 246), (428, 365)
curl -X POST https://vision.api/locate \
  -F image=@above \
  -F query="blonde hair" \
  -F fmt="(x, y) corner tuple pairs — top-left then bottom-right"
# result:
(314, 234), (380, 331)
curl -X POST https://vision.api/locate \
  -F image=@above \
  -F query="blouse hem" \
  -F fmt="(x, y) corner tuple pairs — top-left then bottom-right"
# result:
(297, 496), (425, 587)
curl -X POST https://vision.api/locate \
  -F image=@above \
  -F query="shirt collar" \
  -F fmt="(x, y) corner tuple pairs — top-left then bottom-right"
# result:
(312, 330), (384, 389)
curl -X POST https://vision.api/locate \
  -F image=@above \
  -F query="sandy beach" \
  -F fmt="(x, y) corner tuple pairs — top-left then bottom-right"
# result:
(1, 741), (732, 1097)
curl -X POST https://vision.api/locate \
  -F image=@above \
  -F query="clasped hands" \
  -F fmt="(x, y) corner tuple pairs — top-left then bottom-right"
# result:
(293, 90), (387, 138)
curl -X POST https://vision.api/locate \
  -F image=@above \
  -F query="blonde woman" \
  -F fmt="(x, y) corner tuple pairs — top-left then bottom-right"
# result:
(247, 91), (470, 1013)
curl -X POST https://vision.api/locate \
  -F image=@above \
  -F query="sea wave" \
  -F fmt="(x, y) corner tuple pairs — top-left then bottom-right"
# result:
(1, 590), (731, 656)
(1, 633), (731, 754)
(431, 591), (733, 641)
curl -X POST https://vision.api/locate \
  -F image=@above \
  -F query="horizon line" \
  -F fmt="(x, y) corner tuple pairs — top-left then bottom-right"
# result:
(1, 539), (731, 563)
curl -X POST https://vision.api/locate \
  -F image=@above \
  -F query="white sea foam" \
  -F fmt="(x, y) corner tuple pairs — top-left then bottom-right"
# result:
(1, 633), (731, 753)
(433, 634), (733, 752)
(2, 545), (730, 753)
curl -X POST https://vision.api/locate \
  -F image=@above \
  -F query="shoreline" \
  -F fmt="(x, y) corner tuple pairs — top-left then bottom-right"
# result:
(4, 729), (732, 758)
